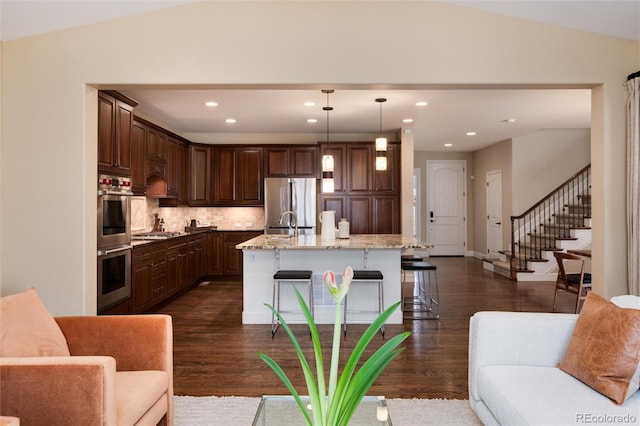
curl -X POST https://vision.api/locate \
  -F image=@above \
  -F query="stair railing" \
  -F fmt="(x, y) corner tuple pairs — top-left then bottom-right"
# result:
(509, 164), (591, 279)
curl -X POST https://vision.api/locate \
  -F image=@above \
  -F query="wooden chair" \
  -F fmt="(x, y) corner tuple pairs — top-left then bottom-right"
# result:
(553, 251), (592, 313)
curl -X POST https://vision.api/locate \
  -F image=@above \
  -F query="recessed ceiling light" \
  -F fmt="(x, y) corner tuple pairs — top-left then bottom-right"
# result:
(416, 101), (428, 107)
(466, 131), (476, 136)
(307, 118), (318, 123)
(502, 118), (517, 123)
(225, 118), (236, 124)
(402, 118), (414, 123)
(444, 143), (453, 147)
(304, 102), (315, 106)
(205, 101), (218, 107)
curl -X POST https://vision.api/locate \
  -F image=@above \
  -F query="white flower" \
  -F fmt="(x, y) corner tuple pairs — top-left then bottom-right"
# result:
(324, 266), (353, 303)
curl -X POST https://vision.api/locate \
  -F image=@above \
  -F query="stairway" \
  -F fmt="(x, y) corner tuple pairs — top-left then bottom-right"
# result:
(485, 165), (591, 281)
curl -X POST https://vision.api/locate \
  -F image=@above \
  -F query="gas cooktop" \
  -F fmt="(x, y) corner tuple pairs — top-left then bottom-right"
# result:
(132, 231), (183, 240)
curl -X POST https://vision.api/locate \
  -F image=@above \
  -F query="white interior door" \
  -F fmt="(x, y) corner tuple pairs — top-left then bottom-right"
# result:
(427, 161), (467, 256)
(486, 170), (503, 258)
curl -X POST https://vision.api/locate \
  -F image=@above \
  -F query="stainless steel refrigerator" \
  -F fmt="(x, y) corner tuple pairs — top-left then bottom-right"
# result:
(264, 178), (317, 235)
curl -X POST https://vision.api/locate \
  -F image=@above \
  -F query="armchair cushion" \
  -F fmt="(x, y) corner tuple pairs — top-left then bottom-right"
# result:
(0, 288), (69, 357)
(558, 292), (640, 405)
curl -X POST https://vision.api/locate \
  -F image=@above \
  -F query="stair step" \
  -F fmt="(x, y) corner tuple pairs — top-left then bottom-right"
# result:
(527, 234), (578, 241)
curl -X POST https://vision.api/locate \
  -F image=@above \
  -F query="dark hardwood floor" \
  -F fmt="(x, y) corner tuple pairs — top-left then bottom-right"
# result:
(155, 257), (574, 399)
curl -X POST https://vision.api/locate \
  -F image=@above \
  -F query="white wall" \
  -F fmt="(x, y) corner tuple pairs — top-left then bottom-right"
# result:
(512, 129), (591, 213)
(1, 1), (638, 314)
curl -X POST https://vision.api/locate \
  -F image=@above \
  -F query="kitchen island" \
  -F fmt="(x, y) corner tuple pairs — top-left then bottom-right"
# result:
(236, 234), (428, 325)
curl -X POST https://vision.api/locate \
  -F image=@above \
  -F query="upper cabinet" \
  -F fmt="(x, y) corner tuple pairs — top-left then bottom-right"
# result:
(319, 141), (401, 234)
(264, 145), (318, 178)
(189, 145), (212, 206)
(98, 91), (137, 177)
(212, 146), (263, 206)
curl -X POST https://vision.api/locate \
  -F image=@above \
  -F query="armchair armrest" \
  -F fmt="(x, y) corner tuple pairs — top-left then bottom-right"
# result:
(55, 314), (172, 372)
(468, 311), (577, 401)
(0, 356), (117, 425)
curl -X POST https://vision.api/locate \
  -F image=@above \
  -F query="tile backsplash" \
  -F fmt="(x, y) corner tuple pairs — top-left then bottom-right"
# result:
(131, 197), (265, 232)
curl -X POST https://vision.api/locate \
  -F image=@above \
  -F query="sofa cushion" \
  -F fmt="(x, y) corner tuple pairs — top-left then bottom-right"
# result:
(558, 292), (640, 404)
(478, 365), (640, 425)
(0, 288), (70, 357)
(116, 370), (168, 425)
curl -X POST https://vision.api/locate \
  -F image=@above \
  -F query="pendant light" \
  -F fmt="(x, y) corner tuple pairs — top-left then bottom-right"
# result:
(375, 98), (387, 171)
(322, 89), (335, 193)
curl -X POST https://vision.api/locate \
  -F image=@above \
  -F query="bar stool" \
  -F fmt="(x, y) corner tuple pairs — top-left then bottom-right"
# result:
(343, 270), (384, 336)
(401, 261), (440, 320)
(271, 270), (313, 336)
(401, 254), (423, 283)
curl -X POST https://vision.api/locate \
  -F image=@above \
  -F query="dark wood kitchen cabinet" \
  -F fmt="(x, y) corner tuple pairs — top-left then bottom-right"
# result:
(166, 240), (188, 296)
(207, 232), (223, 275)
(264, 145), (318, 177)
(187, 234), (206, 282)
(319, 141), (401, 234)
(97, 91), (137, 177)
(222, 231), (261, 275)
(212, 146), (263, 206)
(190, 145), (212, 206)
(131, 120), (147, 195)
(165, 137), (179, 197)
(178, 143), (190, 205)
(132, 243), (166, 312)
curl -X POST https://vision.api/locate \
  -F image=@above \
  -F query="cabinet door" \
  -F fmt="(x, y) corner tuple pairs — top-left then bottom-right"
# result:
(97, 94), (116, 173)
(156, 131), (167, 161)
(320, 195), (346, 221)
(208, 232), (223, 275)
(347, 144), (372, 193)
(115, 100), (133, 175)
(166, 137), (178, 196)
(372, 195), (400, 234)
(213, 148), (237, 204)
(348, 196), (372, 234)
(190, 145), (212, 205)
(132, 250), (152, 312)
(264, 147), (289, 177)
(239, 147), (263, 204)
(131, 121), (147, 195)
(290, 146), (318, 177)
(178, 143), (190, 205)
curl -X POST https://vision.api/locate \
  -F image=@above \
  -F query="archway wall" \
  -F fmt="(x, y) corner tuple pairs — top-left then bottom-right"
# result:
(2, 1), (637, 313)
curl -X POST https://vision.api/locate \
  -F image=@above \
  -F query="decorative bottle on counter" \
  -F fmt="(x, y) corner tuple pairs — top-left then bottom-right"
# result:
(338, 218), (350, 238)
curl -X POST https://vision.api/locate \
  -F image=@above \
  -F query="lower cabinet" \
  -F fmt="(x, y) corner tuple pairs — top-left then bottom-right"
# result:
(222, 231), (262, 275)
(129, 230), (260, 313)
(132, 243), (167, 312)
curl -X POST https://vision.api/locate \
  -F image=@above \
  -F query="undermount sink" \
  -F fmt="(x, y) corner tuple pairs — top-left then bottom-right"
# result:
(265, 235), (293, 240)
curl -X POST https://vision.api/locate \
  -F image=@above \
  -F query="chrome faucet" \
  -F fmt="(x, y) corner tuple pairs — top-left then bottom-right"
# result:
(279, 210), (298, 238)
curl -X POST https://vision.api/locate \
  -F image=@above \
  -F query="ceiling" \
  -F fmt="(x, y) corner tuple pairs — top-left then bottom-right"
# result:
(2, 1), (636, 151)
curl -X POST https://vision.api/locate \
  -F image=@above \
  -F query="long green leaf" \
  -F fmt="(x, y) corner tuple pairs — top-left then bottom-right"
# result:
(338, 347), (406, 426)
(327, 301), (402, 423)
(336, 333), (410, 424)
(263, 303), (323, 425)
(256, 351), (312, 425)
(291, 286), (326, 422)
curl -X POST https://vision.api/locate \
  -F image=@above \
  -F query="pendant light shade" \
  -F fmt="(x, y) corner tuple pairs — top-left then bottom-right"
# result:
(375, 98), (387, 171)
(322, 90), (335, 193)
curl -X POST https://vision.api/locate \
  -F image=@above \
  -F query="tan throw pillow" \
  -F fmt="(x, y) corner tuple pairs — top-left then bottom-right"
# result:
(0, 287), (70, 357)
(558, 292), (640, 405)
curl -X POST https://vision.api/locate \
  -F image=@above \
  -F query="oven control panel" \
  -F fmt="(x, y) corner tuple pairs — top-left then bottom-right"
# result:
(98, 174), (132, 193)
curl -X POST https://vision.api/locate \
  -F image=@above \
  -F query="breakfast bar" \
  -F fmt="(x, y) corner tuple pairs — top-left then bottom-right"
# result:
(236, 234), (428, 325)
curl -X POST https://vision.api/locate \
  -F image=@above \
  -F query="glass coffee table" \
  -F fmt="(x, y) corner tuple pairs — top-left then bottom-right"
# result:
(252, 395), (392, 425)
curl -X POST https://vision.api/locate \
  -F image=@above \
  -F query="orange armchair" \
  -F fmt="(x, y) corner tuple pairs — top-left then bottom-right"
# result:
(0, 314), (173, 426)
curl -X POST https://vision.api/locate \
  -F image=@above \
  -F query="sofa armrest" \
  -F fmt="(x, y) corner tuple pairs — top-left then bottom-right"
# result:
(0, 356), (117, 425)
(55, 314), (172, 373)
(468, 311), (577, 401)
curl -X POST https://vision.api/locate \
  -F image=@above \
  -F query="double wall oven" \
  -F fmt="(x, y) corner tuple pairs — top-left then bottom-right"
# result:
(97, 174), (133, 312)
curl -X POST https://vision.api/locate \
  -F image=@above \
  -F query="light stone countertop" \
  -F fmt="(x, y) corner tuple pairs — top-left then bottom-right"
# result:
(236, 234), (429, 250)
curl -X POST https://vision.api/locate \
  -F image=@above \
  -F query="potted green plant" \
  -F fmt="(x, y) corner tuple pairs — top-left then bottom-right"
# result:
(257, 266), (411, 426)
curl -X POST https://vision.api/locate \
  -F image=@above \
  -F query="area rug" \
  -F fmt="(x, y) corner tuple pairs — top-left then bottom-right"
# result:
(174, 395), (482, 425)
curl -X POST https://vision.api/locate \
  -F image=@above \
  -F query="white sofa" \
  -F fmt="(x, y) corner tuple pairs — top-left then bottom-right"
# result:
(469, 310), (640, 425)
